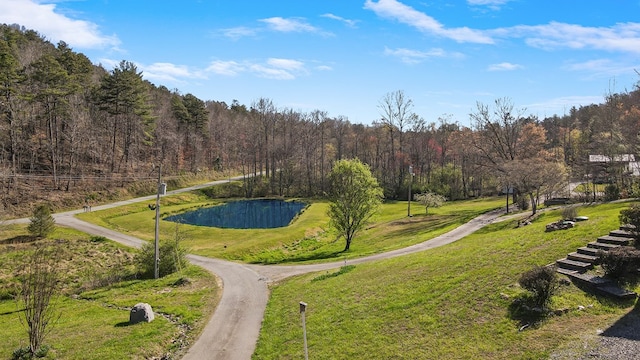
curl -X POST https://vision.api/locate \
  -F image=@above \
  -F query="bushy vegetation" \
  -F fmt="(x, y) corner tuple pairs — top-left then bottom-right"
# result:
(604, 184), (621, 201)
(619, 203), (640, 240)
(199, 182), (245, 198)
(12, 345), (49, 360)
(136, 239), (188, 279)
(599, 246), (640, 279)
(518, 266), (559, 308)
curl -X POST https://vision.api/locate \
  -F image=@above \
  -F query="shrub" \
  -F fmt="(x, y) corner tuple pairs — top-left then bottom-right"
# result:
(200, 182), (244, 198)
(518, 266), (559, 308)
(619, 204), (640, 240)
(604, 184), (621, 201)
(12, 345), (49, 359)
(136, 240), (188, 278)
(136, 223), (188, 279)
(89, 235), (108, 243)
(599, 246), (640, 279)
(561, 206), (578, 221)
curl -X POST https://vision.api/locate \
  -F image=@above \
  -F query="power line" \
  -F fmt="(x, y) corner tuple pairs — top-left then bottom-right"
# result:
(0, 174), (164, 181)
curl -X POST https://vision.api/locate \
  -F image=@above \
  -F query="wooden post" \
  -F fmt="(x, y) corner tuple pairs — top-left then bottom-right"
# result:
(300, 301), (308, 360)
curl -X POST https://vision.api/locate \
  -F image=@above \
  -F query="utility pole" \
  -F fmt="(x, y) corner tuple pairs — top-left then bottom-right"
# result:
(154, 164), (162, 279)
(408, 165), (414, 217)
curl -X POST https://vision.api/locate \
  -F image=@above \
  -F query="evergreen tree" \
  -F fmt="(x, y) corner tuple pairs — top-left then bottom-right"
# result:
(28, 205), (55, 238)
(0, 36), (24, 176)
(93, 60), (153, 172)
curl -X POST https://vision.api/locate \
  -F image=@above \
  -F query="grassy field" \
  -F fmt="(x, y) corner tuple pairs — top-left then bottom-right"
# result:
(0, 225), (219, 360)
(253, 201), (640, 359)
(76, 191), (506, 264)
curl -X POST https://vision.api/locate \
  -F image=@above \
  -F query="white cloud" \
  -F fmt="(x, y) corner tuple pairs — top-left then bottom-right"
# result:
(565, 59), (638, 79)
(364, 0), (494, 44)
(509, 22), (640, 53)
(97, 58), (120, 70)
(467, 0), (511, 5)
(487, 62), (523, 71)
(467, 0), (512, 10)
(249, 64), (296, 80)
(321, 13), (359, 28)
(218, 17), (332, 40)
(527, 95), (605, 115)
(143, 63), (206, 82)
(267, 58), (306, 72)
(98, 58), (313, 84)
(0, 0), (119, 49)
(566, 59), (614, 72)
(260, 17), (319, 33)
(207, 58), (310, 80)
(207, 60), (245, 76)
(384, 47), (450, 64)
(97, 59), (206, 83)
(219, 26), (258, 40)
(366, 1), (640, 54)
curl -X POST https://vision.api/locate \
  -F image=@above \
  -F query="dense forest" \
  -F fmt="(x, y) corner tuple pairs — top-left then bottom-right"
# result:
(1, 24), (640, 216)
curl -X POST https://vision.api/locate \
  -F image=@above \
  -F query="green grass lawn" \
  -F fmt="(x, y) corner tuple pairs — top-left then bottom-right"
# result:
(0, 226), (219, 360)
(77, 192), (506, 264)
(253, 201), (640, 359)
(573, 182), (607, 194)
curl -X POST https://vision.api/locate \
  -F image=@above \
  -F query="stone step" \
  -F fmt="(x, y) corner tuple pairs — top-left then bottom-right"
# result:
(567, 252), (598, 264)
(556, 258), (593, 272)
(597, 235), (631, 246)
(597, 284), (638, 300)
(556, 267), (578, 276)
(587, 241), (621, 251)
(569, 272), (612, 286)
(610, 229), (636, 239)
(620, 224), (636, 232)
(566, 273), (637, 300)
(577, 246), (600, 257)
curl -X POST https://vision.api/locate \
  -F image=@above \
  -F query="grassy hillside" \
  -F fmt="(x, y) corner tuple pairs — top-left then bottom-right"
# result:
(0, 226), (219, 359)
(253, 202), (640, 359)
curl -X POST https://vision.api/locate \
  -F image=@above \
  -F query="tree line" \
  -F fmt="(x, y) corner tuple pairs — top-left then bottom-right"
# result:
(1, 24), (640, 212)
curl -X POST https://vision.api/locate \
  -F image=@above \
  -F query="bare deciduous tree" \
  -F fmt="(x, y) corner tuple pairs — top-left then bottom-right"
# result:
(377, 90), (418, 197)
(17, 245), (61, 357)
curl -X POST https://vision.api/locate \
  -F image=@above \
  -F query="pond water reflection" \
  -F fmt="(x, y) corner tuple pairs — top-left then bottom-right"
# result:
(164, 199), (307, 229)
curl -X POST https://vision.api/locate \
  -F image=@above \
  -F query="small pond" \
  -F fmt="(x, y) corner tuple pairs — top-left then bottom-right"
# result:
(164, 199), (307, 229)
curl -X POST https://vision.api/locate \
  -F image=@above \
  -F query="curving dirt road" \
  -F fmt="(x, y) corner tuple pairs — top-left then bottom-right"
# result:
(6, 179), (508, 360)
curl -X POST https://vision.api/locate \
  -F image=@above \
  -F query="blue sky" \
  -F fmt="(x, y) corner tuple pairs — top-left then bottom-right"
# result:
(1, 0), (639, 126)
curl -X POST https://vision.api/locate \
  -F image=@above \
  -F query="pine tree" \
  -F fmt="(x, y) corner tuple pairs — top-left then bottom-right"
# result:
(27, 205), (55, 238)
